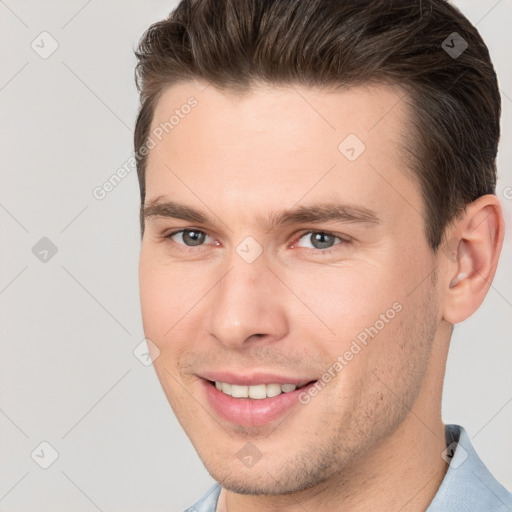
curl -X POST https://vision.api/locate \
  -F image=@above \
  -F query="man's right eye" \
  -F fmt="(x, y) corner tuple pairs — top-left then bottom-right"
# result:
(166, 229), (213, 247)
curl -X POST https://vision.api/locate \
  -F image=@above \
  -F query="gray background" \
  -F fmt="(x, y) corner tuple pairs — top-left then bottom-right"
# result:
(0, 1), (511, 510)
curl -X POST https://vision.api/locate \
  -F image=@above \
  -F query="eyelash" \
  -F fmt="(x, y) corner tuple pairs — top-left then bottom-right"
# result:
(164, 228), (350, 254)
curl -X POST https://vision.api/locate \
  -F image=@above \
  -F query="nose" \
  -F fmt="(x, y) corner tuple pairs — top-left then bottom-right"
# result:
(204, 251), (289, 350)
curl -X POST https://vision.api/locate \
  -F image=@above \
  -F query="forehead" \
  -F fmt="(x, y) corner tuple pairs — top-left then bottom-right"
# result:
(145, 80), (422, 229)
(149, 80), (410, 150)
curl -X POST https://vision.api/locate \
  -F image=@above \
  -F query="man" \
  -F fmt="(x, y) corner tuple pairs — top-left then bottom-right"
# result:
(134, 0), (511, 510)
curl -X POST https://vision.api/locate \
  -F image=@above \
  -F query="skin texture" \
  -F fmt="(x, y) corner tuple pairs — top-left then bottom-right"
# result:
(138, 80), (504, 511)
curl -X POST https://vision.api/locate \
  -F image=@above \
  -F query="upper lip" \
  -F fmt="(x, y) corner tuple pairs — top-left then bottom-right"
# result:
(199, 371), (317, 387)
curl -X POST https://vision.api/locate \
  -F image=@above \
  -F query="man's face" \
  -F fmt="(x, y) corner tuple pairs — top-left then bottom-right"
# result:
(139, 81), (444, 494)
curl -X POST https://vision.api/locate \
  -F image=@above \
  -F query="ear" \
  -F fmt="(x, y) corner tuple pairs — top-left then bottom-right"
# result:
(441, 194), (505, 325)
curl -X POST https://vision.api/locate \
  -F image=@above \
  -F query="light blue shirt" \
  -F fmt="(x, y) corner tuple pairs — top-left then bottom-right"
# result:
(184, 424), (512, 511)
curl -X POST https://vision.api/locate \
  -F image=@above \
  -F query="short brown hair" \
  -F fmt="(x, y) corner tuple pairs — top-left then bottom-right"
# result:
(133, 0), (500, 249)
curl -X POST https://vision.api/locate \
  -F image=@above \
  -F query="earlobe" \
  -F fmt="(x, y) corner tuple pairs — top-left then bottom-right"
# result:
(442, 195), (505, 325)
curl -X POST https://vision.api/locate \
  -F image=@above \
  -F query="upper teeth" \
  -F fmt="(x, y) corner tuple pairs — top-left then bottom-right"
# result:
(215, 381), (297, 399)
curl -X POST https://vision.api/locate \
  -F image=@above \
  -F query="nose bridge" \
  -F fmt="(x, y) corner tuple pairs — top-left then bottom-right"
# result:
(205, 247), (288, 348)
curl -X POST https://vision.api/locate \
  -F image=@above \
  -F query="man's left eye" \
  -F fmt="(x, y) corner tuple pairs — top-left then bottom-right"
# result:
(295, 231), (346, 250)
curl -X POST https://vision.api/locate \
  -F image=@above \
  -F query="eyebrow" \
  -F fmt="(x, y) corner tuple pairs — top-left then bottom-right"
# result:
(142, 196), (380, 231)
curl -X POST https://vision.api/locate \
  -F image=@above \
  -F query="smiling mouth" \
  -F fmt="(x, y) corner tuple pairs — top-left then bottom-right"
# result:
(208, 380), (316, 399)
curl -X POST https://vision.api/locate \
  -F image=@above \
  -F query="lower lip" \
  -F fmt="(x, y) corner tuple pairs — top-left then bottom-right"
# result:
(202, 379), (316, 427)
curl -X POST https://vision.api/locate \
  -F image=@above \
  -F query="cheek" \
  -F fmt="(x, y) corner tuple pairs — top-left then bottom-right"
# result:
(139, 251), (186, 340)
(281, 262), (405, 345)
(139, 258), (167, 337)
(139, 250), (214, 353)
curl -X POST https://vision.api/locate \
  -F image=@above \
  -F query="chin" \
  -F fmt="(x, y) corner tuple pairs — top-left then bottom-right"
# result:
(214, 469), (331, 496)
(197, 446), (342, 497)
